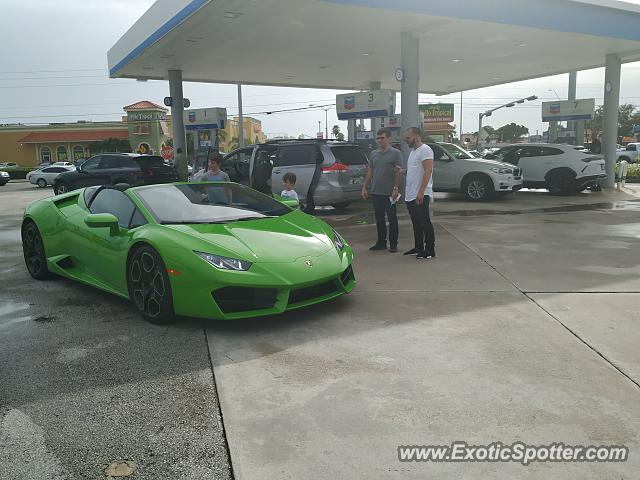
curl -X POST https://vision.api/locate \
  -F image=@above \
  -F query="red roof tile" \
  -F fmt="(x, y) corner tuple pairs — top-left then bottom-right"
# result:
(123, 100), (167, 111)
(18, 129), (129, 144)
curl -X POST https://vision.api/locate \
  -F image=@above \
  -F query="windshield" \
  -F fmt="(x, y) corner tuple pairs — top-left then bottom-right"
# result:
(134, 183), (292, 224)
(440, 143), (474, 160)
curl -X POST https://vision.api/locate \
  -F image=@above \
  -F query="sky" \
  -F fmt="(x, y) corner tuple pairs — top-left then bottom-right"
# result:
(2, 0), (640, 139)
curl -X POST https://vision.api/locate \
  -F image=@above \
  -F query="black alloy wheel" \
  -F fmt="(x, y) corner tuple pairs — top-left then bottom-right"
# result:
(127, 245), (175, 324)
(22, 221), (51, 280)
(546, 171), (576, 196)
(54, 182), (70, 195)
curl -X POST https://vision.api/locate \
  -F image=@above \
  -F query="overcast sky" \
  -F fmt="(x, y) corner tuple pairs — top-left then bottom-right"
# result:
(1, 0), (640, 139)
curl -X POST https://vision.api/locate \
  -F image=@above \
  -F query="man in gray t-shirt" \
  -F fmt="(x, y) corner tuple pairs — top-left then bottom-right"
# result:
(361, 128), (403, 253)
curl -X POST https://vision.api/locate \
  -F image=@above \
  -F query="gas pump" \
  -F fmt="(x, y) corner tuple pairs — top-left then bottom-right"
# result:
(183, 107), (228, 175)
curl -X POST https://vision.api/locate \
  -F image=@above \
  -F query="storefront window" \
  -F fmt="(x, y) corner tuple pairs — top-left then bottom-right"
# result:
(73, 145), (85, 161)
(40, 146), (51, 163)
(56, 146), (68, 162)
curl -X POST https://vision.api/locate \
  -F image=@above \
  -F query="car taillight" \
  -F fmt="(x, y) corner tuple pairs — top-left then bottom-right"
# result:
(322, 162), (349, 173)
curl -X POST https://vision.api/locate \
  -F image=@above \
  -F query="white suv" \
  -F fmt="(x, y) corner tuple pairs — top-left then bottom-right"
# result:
(487, 143), (606, 195)
(429, 143), (523, 201)
(618, 143), (640, 163)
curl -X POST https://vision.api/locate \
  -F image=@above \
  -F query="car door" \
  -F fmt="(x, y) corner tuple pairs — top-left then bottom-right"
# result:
(222, 147), (254, 185)
(516, 146), (560, 182)
(430, 144), (457, 190)
(271, 144), (317, 199)
(75, 156), (104, 187)
(76, 188), (146, 292)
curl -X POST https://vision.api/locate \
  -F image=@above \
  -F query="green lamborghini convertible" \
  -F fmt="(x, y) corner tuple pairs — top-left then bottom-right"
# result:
(22, 182), (355, 323)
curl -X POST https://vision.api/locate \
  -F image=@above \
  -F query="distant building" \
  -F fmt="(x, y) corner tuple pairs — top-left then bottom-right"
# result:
(0, 100), (173, 168)
(219, 116), (266, 152)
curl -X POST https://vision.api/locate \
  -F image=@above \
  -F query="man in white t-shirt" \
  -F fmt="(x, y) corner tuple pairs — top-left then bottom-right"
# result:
(403, 127), (435, 259)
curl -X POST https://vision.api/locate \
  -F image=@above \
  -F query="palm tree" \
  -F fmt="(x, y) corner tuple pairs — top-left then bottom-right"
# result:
(331, 125), (341, 139)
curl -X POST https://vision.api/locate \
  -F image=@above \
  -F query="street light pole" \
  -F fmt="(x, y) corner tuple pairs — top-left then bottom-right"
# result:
(476, 95), (538, 150)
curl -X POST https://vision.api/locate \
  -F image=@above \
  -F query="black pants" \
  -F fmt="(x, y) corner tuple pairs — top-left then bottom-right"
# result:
(372, 194), (398, 246)
(406, 196), (435, 253)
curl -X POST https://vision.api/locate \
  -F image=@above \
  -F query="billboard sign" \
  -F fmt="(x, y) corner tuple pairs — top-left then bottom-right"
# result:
(336, 90), (396, 120)
(542, 99), (595, 122)
(183, 107), (227, 130)
(419, 103), (455, 124)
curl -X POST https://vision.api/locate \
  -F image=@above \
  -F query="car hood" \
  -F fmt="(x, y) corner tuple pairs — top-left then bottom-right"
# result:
(163, 214), (334, 263)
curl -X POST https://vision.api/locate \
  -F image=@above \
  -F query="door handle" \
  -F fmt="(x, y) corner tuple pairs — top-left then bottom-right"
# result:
(273, 170), (281, 174)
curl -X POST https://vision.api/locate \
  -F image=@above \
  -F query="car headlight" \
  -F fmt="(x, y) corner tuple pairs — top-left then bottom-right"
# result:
(194, 251), (252, 271)
(1, 172), (9, 177)
(333, 229), (346, 251)
(489, 167), (513, 174)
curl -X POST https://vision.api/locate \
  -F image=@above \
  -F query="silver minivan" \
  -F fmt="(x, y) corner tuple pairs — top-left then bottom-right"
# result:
(222, 140), (368, 211)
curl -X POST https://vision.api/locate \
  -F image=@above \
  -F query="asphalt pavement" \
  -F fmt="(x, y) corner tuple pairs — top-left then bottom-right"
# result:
(2, 179), (640, 479)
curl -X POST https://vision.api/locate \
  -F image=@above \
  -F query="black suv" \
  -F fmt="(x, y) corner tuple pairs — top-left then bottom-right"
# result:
(53, 153), (177, 195)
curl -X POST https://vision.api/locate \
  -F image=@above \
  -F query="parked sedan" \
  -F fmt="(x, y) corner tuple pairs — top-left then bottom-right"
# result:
(27, 165), (76, 188)
(0, 171), (9, 186)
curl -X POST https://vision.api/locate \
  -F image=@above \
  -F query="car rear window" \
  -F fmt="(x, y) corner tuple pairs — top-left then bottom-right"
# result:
(330, 146), (368, 165)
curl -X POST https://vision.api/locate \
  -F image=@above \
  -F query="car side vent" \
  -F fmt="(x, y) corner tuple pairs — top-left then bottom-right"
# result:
(53, 194), (79, 209)
(56, 256), (74, 269)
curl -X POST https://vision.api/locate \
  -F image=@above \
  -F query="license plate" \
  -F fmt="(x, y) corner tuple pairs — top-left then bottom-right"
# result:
(350, 176), (364, 185)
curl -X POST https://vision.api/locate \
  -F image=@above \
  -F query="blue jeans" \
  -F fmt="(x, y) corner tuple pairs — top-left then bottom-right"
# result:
(372, 194), (398, 246)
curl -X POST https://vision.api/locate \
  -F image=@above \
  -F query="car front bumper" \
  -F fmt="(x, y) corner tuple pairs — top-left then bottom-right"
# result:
(167, 247), (355, 320)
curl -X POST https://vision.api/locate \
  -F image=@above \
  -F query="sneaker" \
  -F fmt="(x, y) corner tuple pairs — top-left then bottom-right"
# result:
(416, 250), (435, 259)
(389, 245), (398, 253)
(403, 248), (420, 256)
(369, 243), (387, 251)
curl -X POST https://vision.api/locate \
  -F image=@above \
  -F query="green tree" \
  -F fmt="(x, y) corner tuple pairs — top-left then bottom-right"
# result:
(496, 123), (529, 142)
(331, 124), (341, 139)
(336, 132), (345, 141)
(588, 103), (639, 137)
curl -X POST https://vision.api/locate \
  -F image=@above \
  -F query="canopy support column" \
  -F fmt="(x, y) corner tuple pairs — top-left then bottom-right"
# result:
(603, 54), (621, 188)
(400, 31), (419, 163)
(168, 70), (188, 181)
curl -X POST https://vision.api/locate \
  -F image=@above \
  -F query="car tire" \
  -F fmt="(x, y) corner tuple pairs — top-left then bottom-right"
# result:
(21, 221), (51, 280)
(54, 182), (70, 195)
(618, 156), (630, 163)
(546, 170), (576, 196)
(36, 178), (47, 188)
(331, 202), (351, 210)
(127, 245), (175, 324)
(463, 175), (494, 201)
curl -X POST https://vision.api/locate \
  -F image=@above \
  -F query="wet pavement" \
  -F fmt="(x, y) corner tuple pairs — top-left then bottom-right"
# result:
(2, 180), (640, 479)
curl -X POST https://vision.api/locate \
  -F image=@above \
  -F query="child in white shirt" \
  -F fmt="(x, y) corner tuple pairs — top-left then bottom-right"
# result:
(280, 172), (299, 206)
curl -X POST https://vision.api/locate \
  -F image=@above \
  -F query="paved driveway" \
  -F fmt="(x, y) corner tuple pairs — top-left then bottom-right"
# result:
(2, 181), (640, 479)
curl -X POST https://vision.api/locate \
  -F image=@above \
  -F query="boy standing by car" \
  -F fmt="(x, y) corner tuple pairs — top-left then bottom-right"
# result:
(281, 172), (299, 207)
(192, 153), (230, 182)
(361, 128), (403, 253)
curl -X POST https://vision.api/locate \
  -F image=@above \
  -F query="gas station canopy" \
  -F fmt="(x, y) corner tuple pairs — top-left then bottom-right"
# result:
(109, 0), (640, 94)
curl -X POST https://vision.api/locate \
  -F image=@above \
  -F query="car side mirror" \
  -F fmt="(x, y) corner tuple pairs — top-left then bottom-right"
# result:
(85, 213), (119, 235)
(484, 153), (495, 159)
